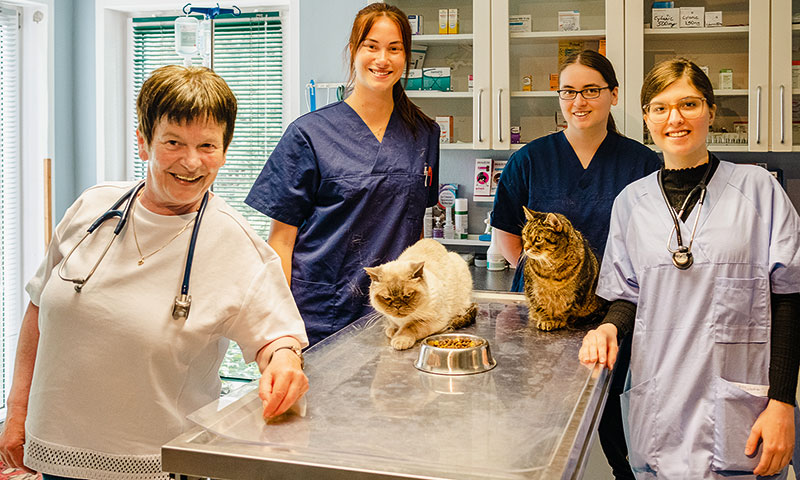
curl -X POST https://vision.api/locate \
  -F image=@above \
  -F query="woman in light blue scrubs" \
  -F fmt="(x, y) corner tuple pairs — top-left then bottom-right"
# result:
(580, 58), (800, 479)
(246, 3), (439, 346)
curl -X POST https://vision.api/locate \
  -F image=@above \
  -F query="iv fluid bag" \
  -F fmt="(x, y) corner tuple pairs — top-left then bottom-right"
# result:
(175, 16), (199, 56)
(197, 19), (212, 58)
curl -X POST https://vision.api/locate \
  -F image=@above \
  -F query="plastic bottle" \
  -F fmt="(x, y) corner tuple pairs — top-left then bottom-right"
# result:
(454, 198), (468, 239)
(432, 217), (444, 238)
(486, 227), (506, 271)
(174, 16), (199, 66)
(443, 205), (455, 240)
(197, 19), (212, 68)
(423, 207), (433, 238)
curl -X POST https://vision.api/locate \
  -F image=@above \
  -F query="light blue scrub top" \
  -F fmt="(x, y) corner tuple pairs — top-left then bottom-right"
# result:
(246, 101), (439, 346)
(598, 160), (800, 479)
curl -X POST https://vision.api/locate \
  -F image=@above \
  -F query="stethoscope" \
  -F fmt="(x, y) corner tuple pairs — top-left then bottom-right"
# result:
(57, 180), (209, 319)
(657, 159), (713, 270)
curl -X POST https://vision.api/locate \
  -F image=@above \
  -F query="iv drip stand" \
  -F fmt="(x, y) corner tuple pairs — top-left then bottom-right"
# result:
(182, 3), (241, 70)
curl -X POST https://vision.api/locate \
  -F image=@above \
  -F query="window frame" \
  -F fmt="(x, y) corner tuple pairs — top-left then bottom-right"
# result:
(95, 0), (298, 185)
(0, 0), (50, 418)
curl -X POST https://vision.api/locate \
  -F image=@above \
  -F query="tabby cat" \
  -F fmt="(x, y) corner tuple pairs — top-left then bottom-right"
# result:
(521, 206), (605, 331)
(365, 238), (477, 350)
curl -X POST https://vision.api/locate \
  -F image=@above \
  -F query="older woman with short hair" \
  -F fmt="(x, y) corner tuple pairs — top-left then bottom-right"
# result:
(0, 65), (308, 479)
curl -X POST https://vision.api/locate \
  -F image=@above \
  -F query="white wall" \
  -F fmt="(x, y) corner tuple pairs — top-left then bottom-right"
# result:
(297, 0), (364, 115)
(50, 0), (366, 222)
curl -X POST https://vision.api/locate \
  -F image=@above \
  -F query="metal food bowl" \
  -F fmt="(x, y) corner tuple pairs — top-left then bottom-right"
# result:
(414, 333), (496, 375)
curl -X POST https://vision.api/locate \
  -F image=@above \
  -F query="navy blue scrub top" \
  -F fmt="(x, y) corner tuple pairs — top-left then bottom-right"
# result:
(246, 101), (440, 345)
(491, 131), (660, 292)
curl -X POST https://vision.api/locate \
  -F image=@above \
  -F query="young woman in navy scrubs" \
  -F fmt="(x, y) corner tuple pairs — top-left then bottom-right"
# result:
(246, 3), (439, 346)
(491, 50), (660, 480)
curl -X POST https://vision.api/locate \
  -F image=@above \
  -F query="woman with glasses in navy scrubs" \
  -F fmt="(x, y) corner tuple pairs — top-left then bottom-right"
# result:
(491, 50), (660, 480)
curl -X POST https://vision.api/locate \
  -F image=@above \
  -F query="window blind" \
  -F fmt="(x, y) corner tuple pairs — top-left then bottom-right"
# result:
(131, 12), (283, 240)
(0, 4), (21, 411)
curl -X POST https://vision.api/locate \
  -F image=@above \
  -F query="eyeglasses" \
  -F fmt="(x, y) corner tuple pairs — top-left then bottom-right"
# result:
(556, 86), (611, 100)
(643, 96), (707, 123)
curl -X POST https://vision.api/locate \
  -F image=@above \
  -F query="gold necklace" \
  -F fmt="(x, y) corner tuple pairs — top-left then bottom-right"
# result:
(131, 194), (196, 266)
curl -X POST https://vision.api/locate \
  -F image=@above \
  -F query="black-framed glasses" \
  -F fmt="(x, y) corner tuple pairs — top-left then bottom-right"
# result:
(556, 86), (611, 100)
(643, 96), (707, 123)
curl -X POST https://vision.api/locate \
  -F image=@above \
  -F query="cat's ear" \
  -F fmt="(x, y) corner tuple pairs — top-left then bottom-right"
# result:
(522, 205), (537, 221)
(545, 213), (563, 232)
(364, 266), (382, 282)
(410, 261), (425, 279)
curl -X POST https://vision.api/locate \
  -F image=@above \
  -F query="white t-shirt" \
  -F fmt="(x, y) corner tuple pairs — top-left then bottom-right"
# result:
(24, 183), (307, 480)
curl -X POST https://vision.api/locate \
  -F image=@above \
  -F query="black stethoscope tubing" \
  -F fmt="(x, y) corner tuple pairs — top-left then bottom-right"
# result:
(58, 180), (208, 319)
(657, 158), (713, 270)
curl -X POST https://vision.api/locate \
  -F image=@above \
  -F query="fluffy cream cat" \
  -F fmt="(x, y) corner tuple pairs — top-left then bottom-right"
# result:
(365, 239), (477, 350)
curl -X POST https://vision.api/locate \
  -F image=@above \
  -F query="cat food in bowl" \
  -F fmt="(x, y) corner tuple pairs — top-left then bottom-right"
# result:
(414, 333), (496, 375)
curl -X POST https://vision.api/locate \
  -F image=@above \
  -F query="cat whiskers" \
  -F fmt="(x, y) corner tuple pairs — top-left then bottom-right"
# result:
(524, 249), (556, 268)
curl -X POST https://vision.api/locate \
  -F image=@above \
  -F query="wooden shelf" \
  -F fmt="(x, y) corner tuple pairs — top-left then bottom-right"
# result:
(511, 91), (559, 98)
(644, 26), (749, 40)
(441, 143), (476, 150)
(510, 29), (605, 43)
(714, 89), (749, 96)
(406, 91), (473, 99)
(434, 235), (490, 247)
(647, 144), (749, 152)
(411, 33), (473, 44)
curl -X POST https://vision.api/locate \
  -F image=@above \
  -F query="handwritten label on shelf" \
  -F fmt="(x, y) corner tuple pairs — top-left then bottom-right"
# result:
(679, 7), (704, 28)
(652, 8), (678, 28)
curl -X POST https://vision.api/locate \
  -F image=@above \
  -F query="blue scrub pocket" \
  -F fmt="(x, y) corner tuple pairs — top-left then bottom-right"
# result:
(711, 377), (769, 473)
(711, 277), (768, 344)
(621, 376), (659, 477)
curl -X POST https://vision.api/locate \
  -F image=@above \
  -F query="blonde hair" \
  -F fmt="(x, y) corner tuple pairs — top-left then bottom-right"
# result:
(137, 65), (237, 150)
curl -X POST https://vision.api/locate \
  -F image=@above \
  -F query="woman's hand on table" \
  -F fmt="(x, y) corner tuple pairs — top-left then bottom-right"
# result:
(259, 348), (309, 419)
(578, 323), (618, 369)
(747, 398), (795, 476)
(0, 412), (35, 473)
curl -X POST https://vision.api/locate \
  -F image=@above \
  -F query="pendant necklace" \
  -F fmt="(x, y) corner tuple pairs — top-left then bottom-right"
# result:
(131, 193), (196, 266)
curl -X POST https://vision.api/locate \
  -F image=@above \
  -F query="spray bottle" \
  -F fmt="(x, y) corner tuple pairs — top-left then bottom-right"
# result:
(443, 205), (455, 240)
(486, 227), (506, 271)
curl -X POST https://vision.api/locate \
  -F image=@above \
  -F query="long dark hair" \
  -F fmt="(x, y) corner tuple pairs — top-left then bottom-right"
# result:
(559, 50), (619, 134)
(346, 2), (435, 137)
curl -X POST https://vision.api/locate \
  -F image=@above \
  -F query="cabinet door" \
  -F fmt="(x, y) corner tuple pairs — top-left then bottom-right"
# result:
(771, 0), (793, 151)
(497, 0), (620, 152)
(398, 0), (490, 150)
(490, 0), (510, 150)
(626, 1), (760, 153)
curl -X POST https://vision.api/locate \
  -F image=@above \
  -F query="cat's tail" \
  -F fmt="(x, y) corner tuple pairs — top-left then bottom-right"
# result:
(450, 302), (478, 329)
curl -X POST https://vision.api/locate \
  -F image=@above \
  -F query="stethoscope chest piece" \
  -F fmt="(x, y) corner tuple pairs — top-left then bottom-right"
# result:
(672, 247), (694, 270)
(172, 294), (192, 320)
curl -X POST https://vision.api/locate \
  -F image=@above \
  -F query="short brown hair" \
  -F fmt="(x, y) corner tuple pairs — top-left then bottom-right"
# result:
(136, 65), (237, 151)
(641, 58), (715, 110)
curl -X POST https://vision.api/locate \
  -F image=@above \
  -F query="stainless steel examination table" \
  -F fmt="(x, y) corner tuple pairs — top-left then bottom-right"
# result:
(162, 291), (611, 480)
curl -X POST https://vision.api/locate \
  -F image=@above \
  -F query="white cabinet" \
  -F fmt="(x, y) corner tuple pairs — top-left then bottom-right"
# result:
(492, 0), (624, 150)
(623, 1), (794, 153)
(399, 0), (491, 150)
(399, 0), (798, 153)
(397, 0), (623, 151)
(773, 0), (800, 151)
